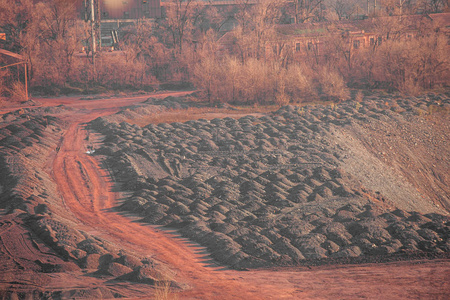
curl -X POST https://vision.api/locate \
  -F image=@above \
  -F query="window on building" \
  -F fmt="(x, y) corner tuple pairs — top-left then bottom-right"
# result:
(295, 43), (301, 52)
(377, 36), (382, 45)
(307, 41), (313, 50)
(370, 37), (375, 46)
(353, 40), (360, 49)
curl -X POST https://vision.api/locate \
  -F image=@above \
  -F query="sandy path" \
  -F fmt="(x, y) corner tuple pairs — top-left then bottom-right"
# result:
(47, 93), (450, 299)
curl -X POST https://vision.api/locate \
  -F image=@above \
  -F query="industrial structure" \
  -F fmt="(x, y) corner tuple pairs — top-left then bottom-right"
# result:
(79, 0), (161, 20)
(78, 0), (161, 51)
(0, 49), (28, 101)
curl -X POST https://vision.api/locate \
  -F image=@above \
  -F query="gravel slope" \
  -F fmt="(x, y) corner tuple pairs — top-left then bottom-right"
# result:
(88, 94), (450, 269)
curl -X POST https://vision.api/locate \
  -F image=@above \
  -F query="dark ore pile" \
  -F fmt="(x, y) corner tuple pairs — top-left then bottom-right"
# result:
(88, 94), (450, 269)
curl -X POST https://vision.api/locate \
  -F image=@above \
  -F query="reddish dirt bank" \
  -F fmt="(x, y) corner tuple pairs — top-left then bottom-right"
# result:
(1, 93), (449, 299)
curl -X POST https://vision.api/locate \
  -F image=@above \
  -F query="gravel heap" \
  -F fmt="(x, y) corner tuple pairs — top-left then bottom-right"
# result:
(89, 94), (450, 269)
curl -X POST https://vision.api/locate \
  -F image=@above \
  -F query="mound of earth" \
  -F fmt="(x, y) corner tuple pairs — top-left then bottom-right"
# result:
(87, 93), (450, 269)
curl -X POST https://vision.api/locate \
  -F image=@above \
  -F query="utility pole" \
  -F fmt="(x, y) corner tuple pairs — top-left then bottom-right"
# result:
(90, 0), (96, 55)
(294, 0), (298, 24)
(90, 0), (96, 79)
(24, 63), (28, 100)
(84, 0), (88, 21)
(96, 0), (101, 48)
(399, 0), (406, 19)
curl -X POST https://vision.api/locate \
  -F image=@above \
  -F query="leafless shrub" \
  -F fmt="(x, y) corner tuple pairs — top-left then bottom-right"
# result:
(284, 64), (317, 103)
(354, 90), (364, 102)
(0, 69), (10, 97)
(96, 54), (156, 89)
(9, 81), (27, 102)
(317, 67), (350, 102)
(275, 81), (290, 106)
(371, 33), (449, 95)
(153, 274), (178, 300)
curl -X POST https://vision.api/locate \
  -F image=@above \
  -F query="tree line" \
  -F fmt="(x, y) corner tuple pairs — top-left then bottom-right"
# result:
(0, 0), (448, 103)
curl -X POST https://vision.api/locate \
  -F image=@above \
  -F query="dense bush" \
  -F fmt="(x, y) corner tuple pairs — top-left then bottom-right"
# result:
(192, 55), (344, 105)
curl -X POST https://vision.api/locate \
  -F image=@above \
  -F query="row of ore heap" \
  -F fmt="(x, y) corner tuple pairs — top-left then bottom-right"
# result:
(88, 94), (449, 268)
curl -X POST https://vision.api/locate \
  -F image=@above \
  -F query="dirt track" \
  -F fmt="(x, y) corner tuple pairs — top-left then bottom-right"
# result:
(1, 92), (449, 299)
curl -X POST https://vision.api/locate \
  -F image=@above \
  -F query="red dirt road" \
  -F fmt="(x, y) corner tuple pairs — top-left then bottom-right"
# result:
(17, 93), (450, 299)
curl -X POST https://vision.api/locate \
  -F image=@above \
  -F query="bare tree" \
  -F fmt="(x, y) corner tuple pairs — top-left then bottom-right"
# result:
(251, 0), (284, 59)
(379, 0), (419, 15)
(291, 0), (326, 23)
(229, 0), (284, 61)
(162, 0), (204, 55)
(234, 0), (256, 31)
(31, 0), (79, 86)
(0, 0), (79, 85)
(372, 24), (449, 93)
(327, 0), (357, 20)
(0, 0), (34, 52)
(121, 19), (171, 82)
(323, 25), (356, 78)
(418, 0), (448, 12)
(192, 30), (222, 102)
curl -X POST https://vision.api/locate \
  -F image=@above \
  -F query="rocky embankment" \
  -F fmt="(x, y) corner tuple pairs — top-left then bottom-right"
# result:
(88, 94), (450, 269)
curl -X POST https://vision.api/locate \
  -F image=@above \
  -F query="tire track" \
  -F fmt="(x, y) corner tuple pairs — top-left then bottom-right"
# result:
(48, 94), (450, 300)
(0, 235), (23, 270)
(51, 104), (276, 299)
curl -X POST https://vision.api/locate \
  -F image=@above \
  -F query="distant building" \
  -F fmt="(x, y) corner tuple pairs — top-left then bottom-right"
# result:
(76, 1), (162, 48)
(102, 0), (161, 19)
(79, 0), (161, 20)
(219, 12), (450, 59)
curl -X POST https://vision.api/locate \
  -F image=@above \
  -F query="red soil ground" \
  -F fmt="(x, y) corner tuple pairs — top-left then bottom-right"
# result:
(1, 93), (449, 299)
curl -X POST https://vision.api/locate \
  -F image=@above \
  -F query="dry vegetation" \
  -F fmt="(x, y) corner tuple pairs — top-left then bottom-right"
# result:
(1, 0), (448, 102)
(154, 275), (179, 300)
